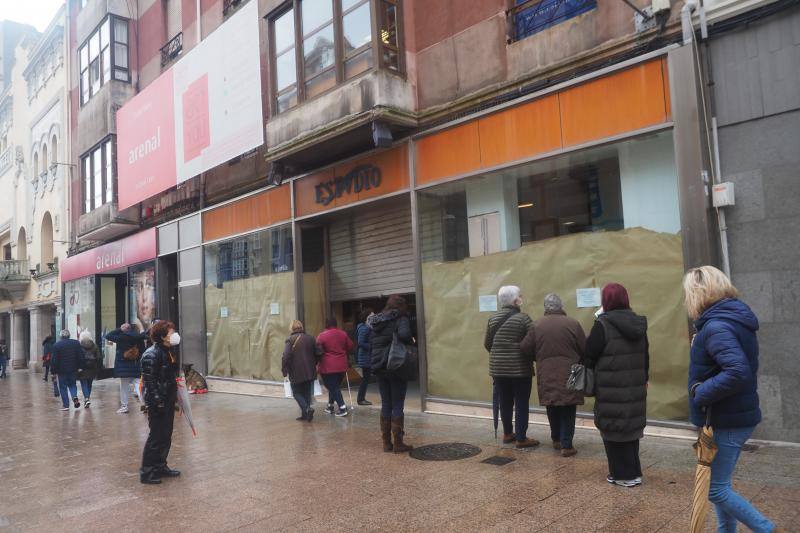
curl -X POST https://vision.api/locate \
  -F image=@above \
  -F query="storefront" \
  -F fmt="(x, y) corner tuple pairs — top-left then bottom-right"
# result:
(61, 228), (158, 368)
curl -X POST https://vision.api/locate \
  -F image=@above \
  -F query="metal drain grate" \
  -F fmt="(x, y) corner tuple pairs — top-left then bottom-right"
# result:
(481, 456), (516, 466)
(409, 443), (482, 461)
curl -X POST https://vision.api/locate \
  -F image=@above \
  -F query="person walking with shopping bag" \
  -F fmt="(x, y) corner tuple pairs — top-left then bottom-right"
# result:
(585, 283), (648, 487)
(140, 320), (181, 485)
(685, 266), (782, 532)
(369, 294), (415, 453)
(282, 320), (320, 422)
(485, 286), (539, 449)
(316, 317), (354, 417)
(524, 293), (586, 457)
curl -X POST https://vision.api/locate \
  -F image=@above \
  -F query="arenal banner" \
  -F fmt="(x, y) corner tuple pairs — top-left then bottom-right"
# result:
(116, 0), (263, 210)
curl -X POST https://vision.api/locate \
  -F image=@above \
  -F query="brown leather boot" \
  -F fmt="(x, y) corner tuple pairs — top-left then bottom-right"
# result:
(380, 416), (393, 452)
(502, 433), (516, 444)
(391, 415), (413, 454)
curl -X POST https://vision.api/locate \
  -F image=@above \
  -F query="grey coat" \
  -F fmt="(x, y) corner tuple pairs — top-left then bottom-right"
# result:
(484, 305), (535, 378)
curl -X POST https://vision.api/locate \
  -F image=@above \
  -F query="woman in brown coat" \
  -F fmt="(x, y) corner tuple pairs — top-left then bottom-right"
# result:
(524, 293), (586, 457)
(282, 320), (320, 422)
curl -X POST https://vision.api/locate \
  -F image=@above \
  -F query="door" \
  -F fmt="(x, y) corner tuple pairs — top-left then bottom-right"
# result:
(468, 211), (501, 257)
(97, 274), (126, 368)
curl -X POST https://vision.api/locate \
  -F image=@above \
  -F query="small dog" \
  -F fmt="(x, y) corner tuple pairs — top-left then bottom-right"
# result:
(183, 364), (208, 394)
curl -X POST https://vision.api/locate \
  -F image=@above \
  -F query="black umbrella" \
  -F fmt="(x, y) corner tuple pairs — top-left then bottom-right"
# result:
(492, 378), (500, 439)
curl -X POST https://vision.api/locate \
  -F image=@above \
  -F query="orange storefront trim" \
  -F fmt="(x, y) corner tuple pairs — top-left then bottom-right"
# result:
(202, 185), (291, 242)
(294, 144), (410, 218)
(415, 59), (671, 186)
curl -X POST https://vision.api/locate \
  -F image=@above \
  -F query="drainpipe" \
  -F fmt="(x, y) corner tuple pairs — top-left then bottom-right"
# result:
(196, 0), (202, 43)
(682, 0), (699, 44)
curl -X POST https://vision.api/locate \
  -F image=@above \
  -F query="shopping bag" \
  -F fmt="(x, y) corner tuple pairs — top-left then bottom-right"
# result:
(313, 379), (323, 397)
(283, 379), (293, 398)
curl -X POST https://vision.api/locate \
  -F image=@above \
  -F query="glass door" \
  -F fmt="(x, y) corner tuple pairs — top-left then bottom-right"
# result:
(97, 274), (126, 369)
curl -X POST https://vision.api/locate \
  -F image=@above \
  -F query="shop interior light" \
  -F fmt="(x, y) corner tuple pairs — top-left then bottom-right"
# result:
(518, 203), (534, 208)
(563, 221), (576, 225)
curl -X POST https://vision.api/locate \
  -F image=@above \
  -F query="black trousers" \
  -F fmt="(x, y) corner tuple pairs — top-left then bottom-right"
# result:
(291, 380), (314, 415)
(495, 376), (533, 440)
(141, 392), (177, 473)
(357, 367), (371, 402)
(603, 439), (642, 480)
(546, 405), (577, 448)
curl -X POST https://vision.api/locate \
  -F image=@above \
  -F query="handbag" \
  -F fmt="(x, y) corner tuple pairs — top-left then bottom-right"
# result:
(386, 332), (418, 381)
(566, 363), (595, 396)
(123, 345), (140, 361)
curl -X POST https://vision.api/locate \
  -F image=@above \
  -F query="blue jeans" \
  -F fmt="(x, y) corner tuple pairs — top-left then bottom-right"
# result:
(710, 426), (774, 532)
(80, 378), (93, 399)
(546, 405), (577, 449)
(321, 373), (345, 408)
(0, 358), (7, 377)
(57, 373), (78, 408)
(378, 375), (407, 418)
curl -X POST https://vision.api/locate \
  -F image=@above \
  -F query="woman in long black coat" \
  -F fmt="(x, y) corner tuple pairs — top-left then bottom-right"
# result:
(282, 320), (320, 422)
(585, 283), (649, 488)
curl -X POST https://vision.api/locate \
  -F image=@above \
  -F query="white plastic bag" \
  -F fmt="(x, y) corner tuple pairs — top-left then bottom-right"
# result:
(314, 379), (322, 397)
(283, 379), (293, 398)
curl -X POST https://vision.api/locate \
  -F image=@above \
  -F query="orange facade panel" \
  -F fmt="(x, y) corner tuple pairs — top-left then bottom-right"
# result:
(202, 185), (291, 242)
(415, 121), (481, 186)
(661, 57), (672, 120)
(294, 144), (410, 217)
(559, 60), (668, 147)
(477, 94), (563, 169)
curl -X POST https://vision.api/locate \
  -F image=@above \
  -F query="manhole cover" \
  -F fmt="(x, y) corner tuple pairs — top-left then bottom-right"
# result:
(409, 443), (481, 461)
(481, 456), (516, 466)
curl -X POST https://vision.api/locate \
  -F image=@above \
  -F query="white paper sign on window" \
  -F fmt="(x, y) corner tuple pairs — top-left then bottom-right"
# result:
(576, 288), (602, 308)
(479, 295), (498, 313)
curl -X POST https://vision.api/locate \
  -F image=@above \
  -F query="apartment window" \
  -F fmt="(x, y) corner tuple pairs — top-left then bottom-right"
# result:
(79, 16), (130, 105)
(269, 0), (403, 113)
(511, 0), (597, 42)
(81, 137), (115, 214)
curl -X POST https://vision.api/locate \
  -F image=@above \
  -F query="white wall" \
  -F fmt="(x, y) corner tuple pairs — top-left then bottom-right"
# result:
(465, 174), (521, 251)
(618, 132), (681, 234)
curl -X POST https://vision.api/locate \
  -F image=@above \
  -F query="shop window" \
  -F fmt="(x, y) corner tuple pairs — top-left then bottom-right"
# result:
(81, 137), (115, 214)
(417, 131), (689, 421)
(204, 225), (295, 381)
(64, 277), (96, 340)
(268, 0), (403, 114)
(129, 262), (156, 333)
(510, 0), (597, 42)
(79, 15), (130, 106)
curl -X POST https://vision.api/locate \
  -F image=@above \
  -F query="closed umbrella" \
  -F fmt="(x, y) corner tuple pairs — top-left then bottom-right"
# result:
(690, 411), (717, 533)
(176, 374), (197, 437)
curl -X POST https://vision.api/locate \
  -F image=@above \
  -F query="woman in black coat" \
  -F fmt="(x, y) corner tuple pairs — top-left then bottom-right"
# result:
(77, 332), (101, 407)
(140, 320), (181, 485)
(282, 320), (320, 422)
(585, 283), (649, 488)
(368, 294), (414, 453)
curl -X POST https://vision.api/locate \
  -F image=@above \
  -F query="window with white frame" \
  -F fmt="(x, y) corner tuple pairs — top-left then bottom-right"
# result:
(82, 137), (115, 213)
(79, 16), (130, 105)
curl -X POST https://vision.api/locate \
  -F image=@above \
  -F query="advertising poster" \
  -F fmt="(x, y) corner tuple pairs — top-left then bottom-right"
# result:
(130, 263), (156, 333)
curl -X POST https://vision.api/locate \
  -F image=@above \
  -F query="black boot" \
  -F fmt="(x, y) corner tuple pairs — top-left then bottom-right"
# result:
(158, 465), (181, 477)
(140, 467), (162, 484)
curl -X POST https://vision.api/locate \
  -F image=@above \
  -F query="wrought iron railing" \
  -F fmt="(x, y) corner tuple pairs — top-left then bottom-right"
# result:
(0, 145), (12, 175)
(223, 0), (243, 16)
(160, 32), (183, 67)
(0, 260), (30, 282)
(509, 0), (597, 42)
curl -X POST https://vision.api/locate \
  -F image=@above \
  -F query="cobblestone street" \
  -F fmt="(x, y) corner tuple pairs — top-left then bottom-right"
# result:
(1, 371), (798, 532)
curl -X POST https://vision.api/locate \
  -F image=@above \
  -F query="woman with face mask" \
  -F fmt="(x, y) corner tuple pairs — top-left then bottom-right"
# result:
(139, 320), (181, 485)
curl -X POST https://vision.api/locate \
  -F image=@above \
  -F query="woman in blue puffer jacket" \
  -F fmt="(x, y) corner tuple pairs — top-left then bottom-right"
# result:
(684, 266), (779, 533)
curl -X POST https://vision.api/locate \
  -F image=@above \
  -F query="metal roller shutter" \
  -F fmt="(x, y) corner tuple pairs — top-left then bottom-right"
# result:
(328, 201), (415, 301)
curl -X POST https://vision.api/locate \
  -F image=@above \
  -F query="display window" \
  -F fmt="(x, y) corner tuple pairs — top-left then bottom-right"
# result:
(129, 262), (156, 333)
(64, 277), (96, 340)
(418, 130), (691, 420)
(204, 225), (295, 381)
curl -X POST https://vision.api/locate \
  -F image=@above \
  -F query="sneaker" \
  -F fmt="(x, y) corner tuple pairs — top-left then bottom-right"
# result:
(335, 407), (349, 417)
(73, 398), (80, 409)
(614, 478), (642, 488)
(324, 404), (334, 415)
(606, 475), (615, 484)
(60, 406), (70, 411)
(117, 406), (129, 414)
(84, 399), (91, 408)
(357, 400), (373, 406)
(306, 407), (315, 422)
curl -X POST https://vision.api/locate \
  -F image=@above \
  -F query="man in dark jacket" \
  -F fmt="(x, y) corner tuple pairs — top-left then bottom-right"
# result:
(107, 324), (147, 414)
(51, 330), (85, 411)
(484, 285), (538, 449)
(355, 310), (373, 406)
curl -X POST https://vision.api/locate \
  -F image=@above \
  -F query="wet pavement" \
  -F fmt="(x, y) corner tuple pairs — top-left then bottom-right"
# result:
(1, 370), (799, 532)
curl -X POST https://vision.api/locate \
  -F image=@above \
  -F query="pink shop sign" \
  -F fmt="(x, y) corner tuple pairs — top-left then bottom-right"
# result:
(60, 228), (157, 282)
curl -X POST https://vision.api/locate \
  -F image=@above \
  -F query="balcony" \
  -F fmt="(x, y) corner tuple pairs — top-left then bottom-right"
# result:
(161, 32), (183, 67)
(0, 145), (13, 175)
(78, 202), (139, 242)
(0, 260), (31, 301)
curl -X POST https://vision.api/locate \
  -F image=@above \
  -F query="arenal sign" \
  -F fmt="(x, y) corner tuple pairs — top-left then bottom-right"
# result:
(116, 0), (263, 211)
(60, 228), (157, 282)
(315, 165), (382, 206)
